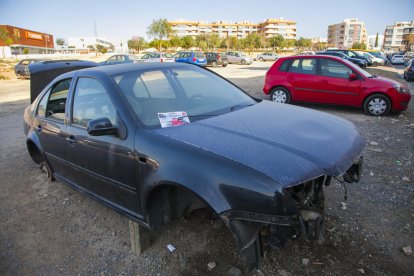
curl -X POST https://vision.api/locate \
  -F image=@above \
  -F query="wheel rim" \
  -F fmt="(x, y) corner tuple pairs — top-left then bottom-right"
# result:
(368, 98), (387, 115)
(272, 90), (287, 103)
(212, 61), (217, 67)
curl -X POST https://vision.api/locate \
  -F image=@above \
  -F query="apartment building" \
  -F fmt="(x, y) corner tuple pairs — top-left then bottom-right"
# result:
(168, 18), (296, 39)
(383, 21), (414, 52)
(327, 18), (367, 49)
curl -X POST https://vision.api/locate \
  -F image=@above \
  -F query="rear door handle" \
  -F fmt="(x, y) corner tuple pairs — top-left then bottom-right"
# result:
(66, 135), (76, 145)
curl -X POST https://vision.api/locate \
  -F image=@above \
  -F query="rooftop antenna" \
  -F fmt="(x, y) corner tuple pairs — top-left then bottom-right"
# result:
(94, 18), (98, 37)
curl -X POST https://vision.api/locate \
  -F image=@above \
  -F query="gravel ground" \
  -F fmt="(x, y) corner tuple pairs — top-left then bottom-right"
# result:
(0, 62), (413, 275)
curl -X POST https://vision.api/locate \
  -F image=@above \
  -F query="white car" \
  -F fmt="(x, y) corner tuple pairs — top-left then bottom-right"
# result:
(257, 52), (279, 61)
(391, 55), (404, 64)
(357, 51), (385, 66)
(140, 52), (175, 63)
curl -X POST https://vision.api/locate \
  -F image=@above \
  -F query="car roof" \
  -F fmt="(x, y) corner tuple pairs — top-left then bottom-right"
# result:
(61, 62), (198, 78)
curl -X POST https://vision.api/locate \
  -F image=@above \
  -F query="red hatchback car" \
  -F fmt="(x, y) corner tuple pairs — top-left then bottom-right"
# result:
(263, 55), (411, 116)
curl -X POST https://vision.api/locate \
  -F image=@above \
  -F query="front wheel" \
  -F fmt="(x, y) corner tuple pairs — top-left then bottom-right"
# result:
(363, 94), (391, 116)
(212, 61), (218, 67)
(241, 59), (246, 65)
(259, 57), (264, 61)
(270, 87), (291, 104)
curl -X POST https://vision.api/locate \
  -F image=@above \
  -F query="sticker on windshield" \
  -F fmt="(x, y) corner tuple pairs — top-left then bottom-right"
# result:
(158, 111), (190, 128)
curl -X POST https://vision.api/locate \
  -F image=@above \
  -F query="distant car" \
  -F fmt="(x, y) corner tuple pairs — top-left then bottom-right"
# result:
(263, 55), (411, 116)
(317, 51), (367, 68)
(327, 49), (373, 66)
(140, 52), (174, 63)
(223, 51), (252, 65)
(15, 59), (48, 79)
(100, 55), (140, 65)
(356, 51), (385, 66)
(205, 52), (228, 67)
(174, 51), (207, 66)
(391, 55), (405, 65)
(403, 52), (414, 66)
(404, 58), (414, 81)
(257, 52), (279, 61)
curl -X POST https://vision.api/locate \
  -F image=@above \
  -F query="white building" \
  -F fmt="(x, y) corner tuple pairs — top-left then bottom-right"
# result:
(67, 37), (114, 52)
(368, 34), (384, 50)
(383, 21), (414, 52)
(327, 18), (367, 49)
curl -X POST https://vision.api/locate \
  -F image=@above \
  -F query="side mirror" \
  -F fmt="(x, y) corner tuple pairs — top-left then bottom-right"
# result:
(349, 73), (358, 81)
(87, 117), (116, 136)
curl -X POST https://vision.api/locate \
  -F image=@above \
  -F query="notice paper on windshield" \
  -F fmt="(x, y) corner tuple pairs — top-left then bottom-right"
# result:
(158, 111), (190, 128)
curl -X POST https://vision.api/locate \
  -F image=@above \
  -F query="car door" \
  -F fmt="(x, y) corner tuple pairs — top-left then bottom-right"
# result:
(33, 78), (73, 178)
(285, 58), (319, 102)
(66, 76), (141, 214)
(227, 52), (235, 63)
(318, 58), (362, 105)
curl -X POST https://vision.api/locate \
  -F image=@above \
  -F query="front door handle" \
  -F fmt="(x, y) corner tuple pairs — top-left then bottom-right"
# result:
(66, 135), (76, 145)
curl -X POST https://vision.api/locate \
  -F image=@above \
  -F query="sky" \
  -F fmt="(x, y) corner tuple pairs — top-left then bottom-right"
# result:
(1, 0), (413, 44)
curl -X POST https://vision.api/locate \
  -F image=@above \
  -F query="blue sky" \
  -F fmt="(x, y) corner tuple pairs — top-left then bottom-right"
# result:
(1, 0), (413, 43)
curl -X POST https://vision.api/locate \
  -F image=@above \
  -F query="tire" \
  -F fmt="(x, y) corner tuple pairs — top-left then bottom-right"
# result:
(222, 64), (228, 67)
(270, 87), (291, 104)
(259, 57), (264, 61)
(241, 59), (246, 65)
(363, 94), (391, 116)
(212, 61), (218, 68)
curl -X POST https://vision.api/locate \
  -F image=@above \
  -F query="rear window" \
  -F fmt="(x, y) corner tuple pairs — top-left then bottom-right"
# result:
(163, 53), (173, 58)
(195, 52), (205, 58)
(278, 60), (290, 72)
(394, 55), (403, 58)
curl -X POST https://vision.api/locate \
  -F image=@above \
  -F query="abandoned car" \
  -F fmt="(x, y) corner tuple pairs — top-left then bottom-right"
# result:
(23, 62), (365, 270)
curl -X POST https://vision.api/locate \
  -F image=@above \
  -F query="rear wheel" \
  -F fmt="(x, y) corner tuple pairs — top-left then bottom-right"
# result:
(212, 61), (218, 67)
(363, 94), (391, 116)
(270, 87), (291, 104)
(241, 59), (246, 65)
(222, 63), (228, 67)
(259, 57), (264, 62)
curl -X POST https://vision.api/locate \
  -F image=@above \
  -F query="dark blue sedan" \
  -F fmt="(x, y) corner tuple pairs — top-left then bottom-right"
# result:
(23, 62), (364, 271)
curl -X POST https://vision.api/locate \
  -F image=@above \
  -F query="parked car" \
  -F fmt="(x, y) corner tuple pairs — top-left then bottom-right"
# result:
(257, 52), (279, 61)
(174, 51), (207, 66)
(357, 51), (385, 66)
(24, 62), (364, 271)
(327, 49), (373, 66)
(403, 52), (414, 66)
(205, 52), (228, 67)
(223, 51), (252, 65)
(403, 58), (414, 81)
(100, 54), (141, 65)
(140, 52), (174, 63)
(15, 59), (48, 79)
(366, 51), (388, 64)
(263, 55), (411, 116)
(317, 51), (367, 68)
(390, 55), (405, 65)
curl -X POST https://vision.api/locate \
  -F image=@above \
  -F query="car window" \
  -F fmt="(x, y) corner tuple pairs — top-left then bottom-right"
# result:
(142, 54), (149, 59)
(279, 60), (290, 72)
(36, 89), (51, 117)
(320, 59), (352, 79)
(289, 59), (317, 75)
(163, 53), (173, 58)
(108, 56), (117, 62)
(128, 55), (139, 60)
(347, 51), (357, 58)
(72, 78), (116, 127)
(195, 52), (204, 58)
(43, 79), (71, 121)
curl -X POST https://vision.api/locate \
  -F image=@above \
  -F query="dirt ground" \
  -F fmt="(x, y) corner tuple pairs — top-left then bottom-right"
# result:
(0, 62), (413, 275)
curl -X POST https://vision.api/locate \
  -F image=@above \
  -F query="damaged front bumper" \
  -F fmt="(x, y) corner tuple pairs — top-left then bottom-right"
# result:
(220, 156), (364, 270)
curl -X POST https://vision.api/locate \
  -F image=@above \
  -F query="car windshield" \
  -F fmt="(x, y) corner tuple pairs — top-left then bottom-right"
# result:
(112, 66), (256, 128)
(163, 53), (173, 58)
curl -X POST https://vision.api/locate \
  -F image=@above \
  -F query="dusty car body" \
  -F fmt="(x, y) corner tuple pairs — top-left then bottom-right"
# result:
(23, 62), (365, 271)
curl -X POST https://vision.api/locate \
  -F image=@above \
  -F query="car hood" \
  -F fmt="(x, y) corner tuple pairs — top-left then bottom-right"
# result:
(155, 101), (365, 187)
(369, 76), (399, 87)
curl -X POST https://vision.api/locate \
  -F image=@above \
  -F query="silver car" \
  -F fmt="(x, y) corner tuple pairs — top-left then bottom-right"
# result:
(257, 52), (279, 61)
(140, 52), (175, 63)
(224, 51), (252, 65)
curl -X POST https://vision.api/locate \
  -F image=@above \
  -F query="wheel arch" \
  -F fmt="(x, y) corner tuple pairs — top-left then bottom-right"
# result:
(362, 92), (393, 108)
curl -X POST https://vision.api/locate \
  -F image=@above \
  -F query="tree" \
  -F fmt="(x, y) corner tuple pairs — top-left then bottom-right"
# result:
(56, 38), (65, 47)
(23, 48), (29, 55)
(268, 35), (285, 51)
(147, 18), (173, 51)
(208, 34), (221, 49)
(169, 36), (182, 49)
(96, 44), (107, 54)
(181, 36), (195, 49)
(374, 33), (379, 48)
(128, 36), (147, 53)
(352, 42), (367, 50)
(0, 27), (14, 57)
(244, 33), (262, 53)
(296, 37), (312, 51)
(284, 39), (296, 49)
